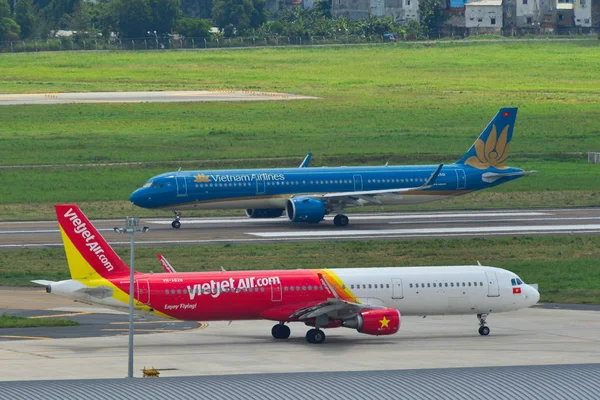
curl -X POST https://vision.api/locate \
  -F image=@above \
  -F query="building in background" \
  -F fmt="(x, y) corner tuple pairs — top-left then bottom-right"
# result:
(465, 0), (504, 33)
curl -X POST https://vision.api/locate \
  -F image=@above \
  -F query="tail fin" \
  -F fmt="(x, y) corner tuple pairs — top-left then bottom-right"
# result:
(55, 204), (131, 281)
(456, 108), (517, 170)
(157, 253), (176, 273)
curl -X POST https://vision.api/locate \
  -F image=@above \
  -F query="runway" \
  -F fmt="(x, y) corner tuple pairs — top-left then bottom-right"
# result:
(0, 90), (318, 105)
(1, 207), (600, 249)
(0, 302), (598, 380)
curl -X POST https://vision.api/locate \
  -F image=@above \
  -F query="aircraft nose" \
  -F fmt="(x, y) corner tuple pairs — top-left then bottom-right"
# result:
(130, 189), (147, 207)
(528, 285), (540, 306)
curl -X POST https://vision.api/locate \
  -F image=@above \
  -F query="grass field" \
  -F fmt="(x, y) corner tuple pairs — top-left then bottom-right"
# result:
(0, 314), (79, 328)
(0, 41), (599, 218)
(1, 236), (599, 304)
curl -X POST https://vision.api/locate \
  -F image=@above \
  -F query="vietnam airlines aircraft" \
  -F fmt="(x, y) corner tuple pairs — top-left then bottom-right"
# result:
(130, 108), (536, 228)
(33, 205), (540, 344)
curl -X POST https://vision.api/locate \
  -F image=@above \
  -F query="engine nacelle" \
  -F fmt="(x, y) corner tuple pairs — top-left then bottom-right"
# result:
(286, 197), (325, 223)
(245, 208), (285, 219)
(342, 308), (401, 336)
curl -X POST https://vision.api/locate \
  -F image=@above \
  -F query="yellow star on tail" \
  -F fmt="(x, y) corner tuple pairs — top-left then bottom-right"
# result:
(379, 316), (390, 328)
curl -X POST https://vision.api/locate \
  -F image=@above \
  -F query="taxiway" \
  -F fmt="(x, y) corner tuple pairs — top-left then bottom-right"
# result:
(1, 208), (599, 249)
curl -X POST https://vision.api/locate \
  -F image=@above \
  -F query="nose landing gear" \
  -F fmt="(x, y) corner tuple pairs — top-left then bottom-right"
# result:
(171, 211), (181, 229)
(477, 313), (490, 336)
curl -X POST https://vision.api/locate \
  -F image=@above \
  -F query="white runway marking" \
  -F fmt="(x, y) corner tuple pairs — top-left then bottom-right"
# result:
(248, 224), (600, 238)
(146, 212), (550, 225)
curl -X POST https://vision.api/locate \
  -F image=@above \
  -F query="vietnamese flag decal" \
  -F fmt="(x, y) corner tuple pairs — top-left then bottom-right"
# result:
(513, 287), (522, 294)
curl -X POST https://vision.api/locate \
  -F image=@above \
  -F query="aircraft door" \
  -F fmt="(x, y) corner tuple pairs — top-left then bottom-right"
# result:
(135, 279), (151, 305)
(456, 169), (466, 189)
(256, 179), (266, 195)
(176, 176), (188, 197)
(353, 175), (363, 191)
(485, 272), (500, 297)
(391, 278), (404, 299)
(271, 282), (282, 302)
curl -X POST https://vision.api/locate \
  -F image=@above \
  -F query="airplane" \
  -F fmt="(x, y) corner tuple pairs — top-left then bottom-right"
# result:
(33, 204), (540, 344)
(130, 108), (536, 228)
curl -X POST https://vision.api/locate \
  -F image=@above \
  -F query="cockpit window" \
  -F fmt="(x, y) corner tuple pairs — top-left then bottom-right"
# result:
(142, 182), (152, 188)
(516, 278), (523, 285)
(511, 279), (516, 286)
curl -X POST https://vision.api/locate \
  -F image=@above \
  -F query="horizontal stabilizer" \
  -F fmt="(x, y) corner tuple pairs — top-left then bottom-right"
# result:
(482, 170), (537, 183)
(31, 280), (55, 286)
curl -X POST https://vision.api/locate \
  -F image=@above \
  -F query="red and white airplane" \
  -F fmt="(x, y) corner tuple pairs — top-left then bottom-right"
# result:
(34, 205), (539, 344)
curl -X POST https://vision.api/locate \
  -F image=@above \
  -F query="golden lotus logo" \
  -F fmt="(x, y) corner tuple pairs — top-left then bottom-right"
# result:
(194, 173), (211, 183)
(464, 124), (511, 170)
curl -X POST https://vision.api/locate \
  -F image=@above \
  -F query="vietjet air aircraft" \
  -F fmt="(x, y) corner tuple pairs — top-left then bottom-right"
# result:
(34, 205), (540, 344)
(130, 108), (536, 228)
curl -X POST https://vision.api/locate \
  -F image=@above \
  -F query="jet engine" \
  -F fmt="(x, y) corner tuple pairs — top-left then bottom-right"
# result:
(286, 197), (326, 223)
(342, 308), (401, 336)
(245, 208), (285, 219)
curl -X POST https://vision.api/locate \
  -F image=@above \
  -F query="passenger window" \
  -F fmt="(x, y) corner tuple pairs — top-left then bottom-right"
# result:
(462, 282), (465, 287)
(480, 282), (483, 286)
(308, 285), (312, 291)
(260, 287), (265, 292)
(165, 289), (169, 295)
(386, 284), (390, 288)
(427, 283), (430, 288)
(445, 283), (448, 287)
(290, 286), (294, 291)
(363, 285), (366, 289)
(177, 289), (181, 294)
(374, 284), (378, 289)
(421, 283), (424, 288)
(368, 284), (372, 289)
(433, 283), (436, 287)
(284, 286), (288, 291)
(451, 283), (454, 287)
(351, 284), (354, 289)
(296, 286), (300, 291)
(468, 282), (471, 287)
(302, 286), (306, 291)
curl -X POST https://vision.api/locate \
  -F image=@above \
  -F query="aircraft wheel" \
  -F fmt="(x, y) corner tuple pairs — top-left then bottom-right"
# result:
(272, 324), (290, 339)
(333, 214), (349, 227)
(279, 324), (290, 339)
(478, 326), (490, 336)
(306, 328), (326, 344)
(171, 220), (181, 229)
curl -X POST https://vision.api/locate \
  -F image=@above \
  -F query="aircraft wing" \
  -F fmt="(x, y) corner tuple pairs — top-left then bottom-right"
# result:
(289, 297), (381, 321)
(289, 272), (382, 321)
(157, 253), (176, 273)
(303, 164), (443, 204)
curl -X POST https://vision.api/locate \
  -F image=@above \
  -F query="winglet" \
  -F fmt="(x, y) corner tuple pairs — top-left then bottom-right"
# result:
(299, 153), (312, 168)
(157, 253), (176, 273)
(424, 164), (443, 187)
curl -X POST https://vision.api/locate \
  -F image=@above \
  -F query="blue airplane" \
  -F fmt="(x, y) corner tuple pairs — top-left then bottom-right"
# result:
(130, 108), (535, 228)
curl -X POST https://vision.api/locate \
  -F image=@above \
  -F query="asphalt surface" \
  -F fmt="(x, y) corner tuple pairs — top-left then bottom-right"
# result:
(1, 207), (599, 249)
(2, 305), (599, 380)
(0, 289), (201, 341)
(0, 91), (318, 105)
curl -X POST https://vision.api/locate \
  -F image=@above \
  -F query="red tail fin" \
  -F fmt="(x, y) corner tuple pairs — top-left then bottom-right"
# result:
(55, 204), (130, 280)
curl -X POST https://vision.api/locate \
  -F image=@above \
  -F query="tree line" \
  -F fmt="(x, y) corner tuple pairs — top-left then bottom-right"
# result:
(0, 0), (444, 42)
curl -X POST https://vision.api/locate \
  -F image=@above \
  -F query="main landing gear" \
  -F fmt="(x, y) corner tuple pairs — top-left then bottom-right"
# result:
(306, 328), (326, 344)
(333, 214), (349, 227)
(477, 313), (490, 336)
(171, 211), (181, 229)
(271, 323), (291, 339)
(271, 324), (326, 344)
